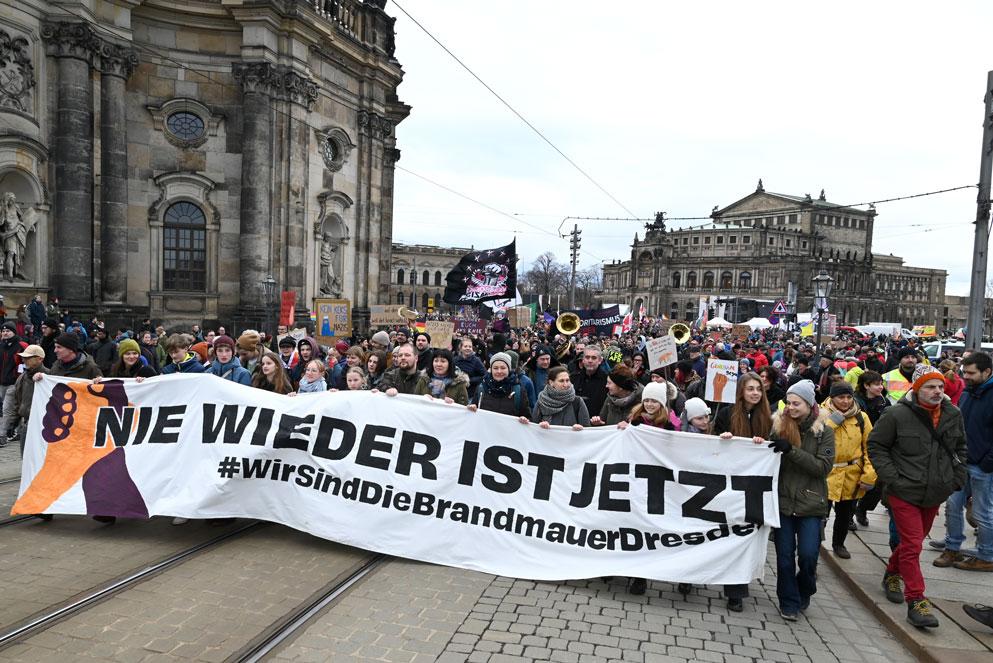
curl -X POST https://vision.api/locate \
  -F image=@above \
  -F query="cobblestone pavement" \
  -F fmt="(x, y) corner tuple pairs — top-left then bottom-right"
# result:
(0, 480), (19, 515)
(275, 543), (916, 663)
(0, 526), (370, 662)
(0, 516), (245, 629)
(0, 441), (21, 480)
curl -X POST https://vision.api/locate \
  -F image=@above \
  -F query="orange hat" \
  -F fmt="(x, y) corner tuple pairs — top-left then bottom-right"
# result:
(190, 341), (210, 362)
(911, 365), (943, 392)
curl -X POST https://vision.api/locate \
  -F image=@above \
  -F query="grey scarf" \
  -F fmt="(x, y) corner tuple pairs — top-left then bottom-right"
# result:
(537, 385), (576, 415)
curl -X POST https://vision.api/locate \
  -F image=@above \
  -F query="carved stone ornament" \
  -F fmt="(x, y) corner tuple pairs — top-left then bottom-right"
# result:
(232, 61), (319, 110)
(357, 109), (393, 139)
(98, 41), (139, 79)
(315, 126), (354, 172)
(0, 29), (35, 113)
(41, 22), (102, 63)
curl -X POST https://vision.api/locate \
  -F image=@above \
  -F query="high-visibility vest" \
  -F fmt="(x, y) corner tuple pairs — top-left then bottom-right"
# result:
(883, 369), (911, 404)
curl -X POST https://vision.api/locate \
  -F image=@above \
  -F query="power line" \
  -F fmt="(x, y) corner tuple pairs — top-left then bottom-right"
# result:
(391, 0), (639, 219)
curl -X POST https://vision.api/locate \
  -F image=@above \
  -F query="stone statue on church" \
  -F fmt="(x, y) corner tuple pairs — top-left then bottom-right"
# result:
(0, 193), (36, 281)
(319, 233), (342, 296)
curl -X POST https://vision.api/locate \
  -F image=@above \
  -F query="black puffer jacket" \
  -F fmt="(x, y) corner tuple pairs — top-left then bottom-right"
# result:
(867, 392), (967, 508)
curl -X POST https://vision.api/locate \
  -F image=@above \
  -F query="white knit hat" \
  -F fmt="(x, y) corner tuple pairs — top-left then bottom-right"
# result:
(684, 397), (711, 420)
(641, 381), (669, 404)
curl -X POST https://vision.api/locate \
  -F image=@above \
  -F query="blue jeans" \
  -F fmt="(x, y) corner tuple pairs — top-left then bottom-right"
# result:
(944, 464), (993, 561)
(774, 515), (821, 614)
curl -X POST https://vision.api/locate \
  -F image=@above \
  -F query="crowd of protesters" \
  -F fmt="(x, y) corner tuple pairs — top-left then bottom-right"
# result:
(4, 306), (991, 632)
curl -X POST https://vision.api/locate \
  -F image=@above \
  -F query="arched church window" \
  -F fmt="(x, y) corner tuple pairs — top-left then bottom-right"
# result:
(397, 268), (404, 284)
(672, 272), (681, 289)
(703, 271), (715, 289)
(435, 271), (442, 286)
(163, 201), (206, 291)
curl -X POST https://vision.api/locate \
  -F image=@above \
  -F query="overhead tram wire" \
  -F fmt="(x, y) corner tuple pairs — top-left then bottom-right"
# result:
(390, 1), (640, 220)
(395, 165), (606, 262)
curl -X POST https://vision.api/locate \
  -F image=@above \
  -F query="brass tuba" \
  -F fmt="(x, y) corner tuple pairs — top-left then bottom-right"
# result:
(555, 312), (581, 336)
(668, 323), (692, 344)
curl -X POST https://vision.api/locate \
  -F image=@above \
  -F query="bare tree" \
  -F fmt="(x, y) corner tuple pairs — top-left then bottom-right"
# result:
(520, 252), (570, 305)
(574, 265), (603, 308)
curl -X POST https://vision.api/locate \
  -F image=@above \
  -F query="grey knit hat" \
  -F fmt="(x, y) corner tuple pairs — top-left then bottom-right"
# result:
(489, 352), (512, 371)
(786, 379), (817, 407)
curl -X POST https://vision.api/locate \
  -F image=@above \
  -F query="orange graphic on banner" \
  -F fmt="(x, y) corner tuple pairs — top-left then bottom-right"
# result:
(13, 382), (127, 515)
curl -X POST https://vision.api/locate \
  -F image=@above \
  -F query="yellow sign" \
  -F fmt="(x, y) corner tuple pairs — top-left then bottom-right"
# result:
(427, 297), (435, 312)
(314, 298), (351, 344)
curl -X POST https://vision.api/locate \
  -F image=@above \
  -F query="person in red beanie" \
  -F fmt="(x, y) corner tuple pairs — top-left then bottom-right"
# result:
(868, 365), (967, 628)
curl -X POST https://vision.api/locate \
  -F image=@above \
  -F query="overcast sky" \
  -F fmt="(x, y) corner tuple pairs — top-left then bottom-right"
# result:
(389, 1), (991, 298)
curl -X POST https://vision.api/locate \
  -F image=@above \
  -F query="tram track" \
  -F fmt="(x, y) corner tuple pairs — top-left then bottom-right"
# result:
(229, 553), (387, 663)
(0, 520), (384, 662)
(0, 520), (265, 650)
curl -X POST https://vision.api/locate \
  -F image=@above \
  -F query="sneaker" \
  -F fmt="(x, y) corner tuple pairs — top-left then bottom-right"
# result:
(855, 510), (869, 527)
(833, 545), (852, 559)
(882, 572), (904, 604)
(629, 577), (647, 595)
(780, 610), (798, 622)
(953, 557), (993, 572)
(171, 517), (189, 526)
(933, 550), (966, 567)
(928, 540), (946, 551)
(963, 604), (993, 629)
(800, 597), (811, 612)
(727, 598), (743, 612)
(907, 598), (939, 628)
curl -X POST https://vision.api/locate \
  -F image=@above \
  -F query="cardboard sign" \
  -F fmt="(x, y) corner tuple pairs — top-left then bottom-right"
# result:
(705, 358), (739, 404)
(314, 298), (350, 344)
(731, 324), (752, 339)
(370, 305), (404, 327)
(507, 306), (533, 328)
(280, 291), (296, 327)
(454, 319), (487, 336)
(646, 336), (678, 371)
(425, 320), (455, 349)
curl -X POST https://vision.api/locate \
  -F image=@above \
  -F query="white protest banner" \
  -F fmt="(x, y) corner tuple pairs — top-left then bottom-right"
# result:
(705, 358), (739, 404)
(14, 376), (780, 585)
(645, 336), (678, 371)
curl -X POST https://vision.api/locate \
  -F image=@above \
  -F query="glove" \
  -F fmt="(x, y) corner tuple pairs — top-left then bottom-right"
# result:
(768, 439), (792, 454)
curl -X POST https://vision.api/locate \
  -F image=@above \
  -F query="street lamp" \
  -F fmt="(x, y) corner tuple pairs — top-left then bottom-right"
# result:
(261, 274), (276, 341)
(812, 268), (834, 351)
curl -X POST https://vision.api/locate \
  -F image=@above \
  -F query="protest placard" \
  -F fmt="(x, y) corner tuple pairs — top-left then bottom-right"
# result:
(645, 336), (678, 371)
(425, 320), (455, 349)
(705, 358), (739, 404)
(731, 324), (751, 339)
(370, 305), (404, 327)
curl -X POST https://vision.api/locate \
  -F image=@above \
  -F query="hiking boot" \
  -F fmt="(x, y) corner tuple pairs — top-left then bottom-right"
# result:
(907, 598), (939, 628)
(882, 572), (904, 603)
(833, 545), (851, 559)
(953, 557), (993, 572)
(963, 604), (993, 629)
(855, 510), (869, 527)
(933, 550), (966, 567)
(629, 577), (647, 595)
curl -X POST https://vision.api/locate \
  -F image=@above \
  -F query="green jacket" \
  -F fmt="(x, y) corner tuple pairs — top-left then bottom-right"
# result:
(867, 392), (967, 508)
(413, 370), (470, 405)
(769, 411), (835, 518)
(379, 366), (420, 394)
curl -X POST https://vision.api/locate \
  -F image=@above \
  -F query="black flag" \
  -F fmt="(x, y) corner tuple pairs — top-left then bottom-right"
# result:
(443, 240), (517, 305)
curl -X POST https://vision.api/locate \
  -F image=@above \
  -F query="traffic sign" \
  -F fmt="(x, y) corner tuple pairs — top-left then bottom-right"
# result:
(772, 300), (788, 315)
(768, 315), (779, 325)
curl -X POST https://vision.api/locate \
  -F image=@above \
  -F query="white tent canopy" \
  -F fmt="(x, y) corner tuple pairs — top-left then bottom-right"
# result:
(706, 317), (733, 328)
(745, 317), (773, 330)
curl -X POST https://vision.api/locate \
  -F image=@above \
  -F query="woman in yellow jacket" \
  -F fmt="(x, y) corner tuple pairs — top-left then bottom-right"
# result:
(823, 381), (877, 559)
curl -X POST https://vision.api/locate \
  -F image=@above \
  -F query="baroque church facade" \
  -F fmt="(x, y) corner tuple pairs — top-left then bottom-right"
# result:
(602, 182), (947, 327)
(0, 0), (407, 329)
